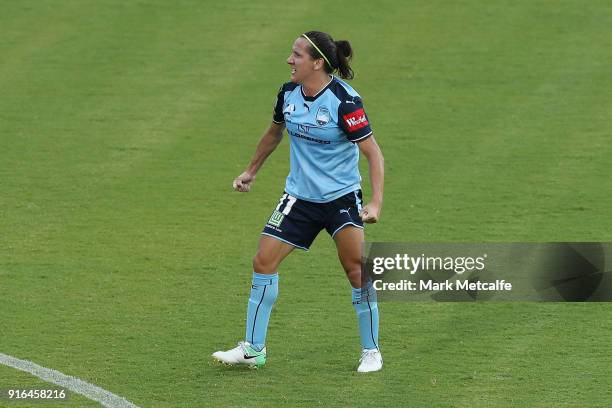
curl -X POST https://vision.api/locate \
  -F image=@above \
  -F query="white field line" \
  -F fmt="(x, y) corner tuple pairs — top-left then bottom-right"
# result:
(0, 353), (140, 408)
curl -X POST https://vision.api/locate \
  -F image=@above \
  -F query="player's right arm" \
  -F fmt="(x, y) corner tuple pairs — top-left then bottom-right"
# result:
(233, 121), (285, 192)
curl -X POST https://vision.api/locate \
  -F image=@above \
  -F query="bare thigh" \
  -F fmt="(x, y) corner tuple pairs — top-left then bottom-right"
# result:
(333, 226), (364, 288)
(252, 235), (295, 274)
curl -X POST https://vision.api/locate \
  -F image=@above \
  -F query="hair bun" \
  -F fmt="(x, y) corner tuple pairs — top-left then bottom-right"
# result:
(334, 40), (352, 59)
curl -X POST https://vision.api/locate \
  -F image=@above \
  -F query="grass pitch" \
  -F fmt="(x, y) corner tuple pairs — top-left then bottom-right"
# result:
(1, 1), (611, 407)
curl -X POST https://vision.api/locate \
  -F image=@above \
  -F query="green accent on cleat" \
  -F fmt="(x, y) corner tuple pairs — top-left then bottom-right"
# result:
(243, 344), (266, 368)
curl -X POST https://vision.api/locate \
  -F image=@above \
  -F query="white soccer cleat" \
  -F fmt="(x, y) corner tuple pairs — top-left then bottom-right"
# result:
(357, 348), (383, 373)
(212, 341), (267, 368)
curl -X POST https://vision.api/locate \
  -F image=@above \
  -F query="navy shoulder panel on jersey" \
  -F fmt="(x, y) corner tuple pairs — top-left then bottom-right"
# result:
(327, 78), (356, 101)
(331, 79), (373, 142)
(273, 82), (299, 123)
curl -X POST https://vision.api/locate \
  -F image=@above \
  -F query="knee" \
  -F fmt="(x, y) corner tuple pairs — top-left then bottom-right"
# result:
(253, 251), (277, 274)
(342, 261), (363, 286)
(346, 267), (362, 284)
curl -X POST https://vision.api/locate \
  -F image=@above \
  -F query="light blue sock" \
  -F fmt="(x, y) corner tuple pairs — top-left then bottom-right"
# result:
(245, 272), (279, 351)
(352, 284), (379, 350)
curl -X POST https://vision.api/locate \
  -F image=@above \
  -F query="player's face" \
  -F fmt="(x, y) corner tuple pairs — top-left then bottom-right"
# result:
(286, 37), (320, 84)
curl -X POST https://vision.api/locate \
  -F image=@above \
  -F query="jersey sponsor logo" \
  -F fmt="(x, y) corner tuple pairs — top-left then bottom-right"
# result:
(268, 210), (284, 227)
(283, 104), (295, 115)
(343, 108), (369, 132)
(288, 130), (330, 145)
(315, 107), (331, 126)
(298, 124), (310, 134)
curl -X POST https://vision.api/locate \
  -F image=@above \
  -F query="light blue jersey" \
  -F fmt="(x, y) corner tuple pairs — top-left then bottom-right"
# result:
(272, 76), (373, 203)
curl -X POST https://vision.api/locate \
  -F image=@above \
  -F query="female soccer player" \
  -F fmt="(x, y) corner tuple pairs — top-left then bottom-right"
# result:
(213, 31), (384, 372)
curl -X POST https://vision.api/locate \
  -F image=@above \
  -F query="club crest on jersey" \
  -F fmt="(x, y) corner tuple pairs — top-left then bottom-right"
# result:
(343, 108), (369, 132)
(283, 104), (295, 116)
(315, 107), (331, 126)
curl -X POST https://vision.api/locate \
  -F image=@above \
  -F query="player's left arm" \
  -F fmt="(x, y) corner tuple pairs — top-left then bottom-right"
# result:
(358, 136), (384, 223)
(337, 96), (384, 222)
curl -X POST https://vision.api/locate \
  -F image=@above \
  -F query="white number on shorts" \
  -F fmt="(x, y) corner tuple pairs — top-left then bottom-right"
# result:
(275, 194), (297, 215)
(282, 195), (297, 215)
